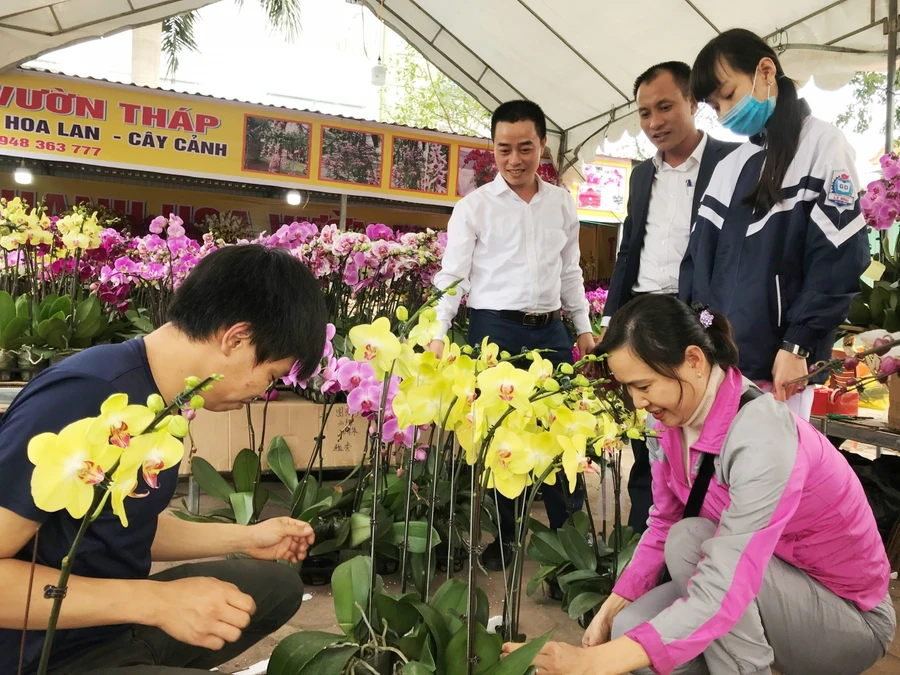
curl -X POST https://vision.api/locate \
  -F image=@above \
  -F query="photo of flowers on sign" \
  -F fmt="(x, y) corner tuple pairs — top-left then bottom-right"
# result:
(577, 162), (626, 212)
(538, 158), (558, 185)
(457, 146), (498, 197)
(320, 126), (383, 186)
(242, 115), (311, 177)
(390, 137), (450, 194)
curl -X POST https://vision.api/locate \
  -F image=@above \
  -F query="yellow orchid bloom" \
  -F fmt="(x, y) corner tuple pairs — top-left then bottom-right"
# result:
(477, 361), (537, 413)
(477, 337), (500, 370)
(349, 316), (401, 379)
(88, 394), (155, 449)
(392, 381), (443, 427)
(510, 429), (559, 486)
(121, 430), (185, 490)
(550, 406), (598, 440)
(455, 404), (488, 464)
(408, 313), (443, 348)
(484, 427), (529, 499)
(109, 454), (148, 528)
(557, 433), (594, 492)
(27, 418), (120, 519)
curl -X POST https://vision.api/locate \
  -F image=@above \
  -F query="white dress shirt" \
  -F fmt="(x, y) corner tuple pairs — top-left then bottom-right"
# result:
(434, 173), (591, 337)
(632, 132), (709, 295)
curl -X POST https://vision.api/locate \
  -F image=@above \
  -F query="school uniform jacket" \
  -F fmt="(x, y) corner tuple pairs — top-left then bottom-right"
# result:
(680, 111), (870, 382)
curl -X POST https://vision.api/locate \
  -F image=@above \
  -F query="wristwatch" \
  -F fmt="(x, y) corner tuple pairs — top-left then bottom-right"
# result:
(781, 341), (810, 359)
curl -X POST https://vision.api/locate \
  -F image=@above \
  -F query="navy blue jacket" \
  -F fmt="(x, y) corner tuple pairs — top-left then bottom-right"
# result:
(680, 114), (870, 383)
(603, 135), (739, 319)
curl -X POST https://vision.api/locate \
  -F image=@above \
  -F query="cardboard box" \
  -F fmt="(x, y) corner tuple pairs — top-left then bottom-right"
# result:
(179, 393), (367, 476)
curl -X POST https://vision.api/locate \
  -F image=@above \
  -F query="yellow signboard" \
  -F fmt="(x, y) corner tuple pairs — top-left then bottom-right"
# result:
(571, 156), (631, 223)
(0, 70), (494, 207)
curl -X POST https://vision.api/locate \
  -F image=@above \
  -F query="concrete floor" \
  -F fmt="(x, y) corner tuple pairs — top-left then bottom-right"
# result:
(163, 449), (900, 675)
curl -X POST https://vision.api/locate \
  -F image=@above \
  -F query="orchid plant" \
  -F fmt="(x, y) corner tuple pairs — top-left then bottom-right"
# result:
(24, 374), (220, 675)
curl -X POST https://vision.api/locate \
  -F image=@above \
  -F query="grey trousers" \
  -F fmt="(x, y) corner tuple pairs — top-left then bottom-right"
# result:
(48, 558), (305, 674)
(611, 518), (896, 675)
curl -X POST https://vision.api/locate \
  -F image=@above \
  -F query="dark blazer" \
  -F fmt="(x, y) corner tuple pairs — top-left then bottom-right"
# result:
(603, 135), (739, 320)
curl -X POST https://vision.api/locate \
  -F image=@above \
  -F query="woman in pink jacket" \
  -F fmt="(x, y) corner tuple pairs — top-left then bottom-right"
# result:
(504, 293), (895, 674)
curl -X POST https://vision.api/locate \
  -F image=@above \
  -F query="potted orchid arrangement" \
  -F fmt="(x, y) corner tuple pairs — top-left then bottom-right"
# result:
(265, 284), (647, 675)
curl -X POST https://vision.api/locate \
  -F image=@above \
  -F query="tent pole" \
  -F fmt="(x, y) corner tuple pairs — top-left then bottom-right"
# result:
(887, 0), (898, 154)
(556, 130), (568, 186)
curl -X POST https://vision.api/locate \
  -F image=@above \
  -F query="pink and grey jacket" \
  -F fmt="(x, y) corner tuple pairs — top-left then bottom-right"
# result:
(613, 367), (891, 675)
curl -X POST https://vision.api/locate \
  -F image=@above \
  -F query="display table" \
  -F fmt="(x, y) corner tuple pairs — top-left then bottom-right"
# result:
(810, 408), (900, 457)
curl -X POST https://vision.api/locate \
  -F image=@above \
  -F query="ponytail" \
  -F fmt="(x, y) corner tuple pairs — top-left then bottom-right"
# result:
(705, 307), (740, 368)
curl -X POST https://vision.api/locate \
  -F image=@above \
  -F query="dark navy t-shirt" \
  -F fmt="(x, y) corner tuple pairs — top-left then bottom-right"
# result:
(0, 338), (174, 674)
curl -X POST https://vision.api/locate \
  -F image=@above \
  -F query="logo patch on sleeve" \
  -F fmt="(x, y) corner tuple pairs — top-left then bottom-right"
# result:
(827, 171), (856, 207)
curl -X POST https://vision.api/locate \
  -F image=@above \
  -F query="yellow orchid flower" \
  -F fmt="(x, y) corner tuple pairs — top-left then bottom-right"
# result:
(121, 430), (184, 489)
(557, 433), (594, 492)
(484, 427), (529, 499)
(477, 361), (537, 413)
(408, 312), (443, 348)
(477, 337), (500, 370)
(455, 404), (488, 464)
(392, 381), (443, 427)
(88, 394), (155, 449)
(349, 316), (401, 379)
(109, 454), (148, 528)
(550, 406), (598, 440)
(510, 429), (559, 486)
(27, 418), (120, 519)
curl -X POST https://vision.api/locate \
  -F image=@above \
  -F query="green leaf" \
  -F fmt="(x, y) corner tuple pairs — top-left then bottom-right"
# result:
(411, 551), (436, 597)
(403, 663), (435, 675)
(332, 555), (372, 637)
(350, 512), (372, 547)
(229, 492), (254, 525)
(267, 436), (298, 492)
(412, 601), (450, 660)
(295, 497), (333, 525)
(38, 317), (70, 350)
(267, 631), (344, 675)
(75, 295), (101, 324)
(0, 291), (14, 329)
(290, 475), (320, 517)
(884, 308), (900, 333)
(190, 457), (235, 502)
(232, 448), (259, 493)
(529, 531), (566, 566)
(375, 593), (419, 636)
(0, 316), (28, 350)
(526, 565), (557, 597)
(444, 623), (502, 675)
(15, 294), (29, 318)
(73, 313), (104, 340)
(166, 508), (214, 523)
(557, 569), (602, 590)
(566, 592), (606, 620)
(474, 587), (490, 628)
(483, 632), (552, 675)
(431, 578), (467, 616)
(558, 525), (596, 572)
(295, 644), (358, 675)
(48, 295), (72, 320)
(391, 520), (441, 553)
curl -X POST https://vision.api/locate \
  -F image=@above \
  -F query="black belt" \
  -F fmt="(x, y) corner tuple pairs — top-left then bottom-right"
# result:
(480, 309), (561, 327)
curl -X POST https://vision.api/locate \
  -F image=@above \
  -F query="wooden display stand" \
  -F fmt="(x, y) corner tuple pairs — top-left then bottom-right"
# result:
(179, 393), (368, 476)
(889, 376), (900, 432)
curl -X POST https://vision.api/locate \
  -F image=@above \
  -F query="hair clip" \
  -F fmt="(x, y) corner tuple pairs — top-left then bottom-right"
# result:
(699, 309), (714, 329)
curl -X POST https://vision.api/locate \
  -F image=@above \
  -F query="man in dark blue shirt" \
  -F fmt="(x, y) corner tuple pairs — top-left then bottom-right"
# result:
(0, 245), (327, 674)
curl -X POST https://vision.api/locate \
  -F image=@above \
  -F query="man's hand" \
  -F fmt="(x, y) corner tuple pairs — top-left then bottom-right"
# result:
(576, 332), (599, 360)
(241, 517), (315, 564)
(772, 349), (808, 402)
(502, 641), (600, 675)
(150, 577), (256, 651)
(598, 326), (607, 342)
(427, 339), (445, 359)
(583, 593), (629, 647)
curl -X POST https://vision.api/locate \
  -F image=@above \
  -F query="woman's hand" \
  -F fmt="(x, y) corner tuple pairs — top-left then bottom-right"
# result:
(583, 593), (631, 647)
(501, 641), (602, 675)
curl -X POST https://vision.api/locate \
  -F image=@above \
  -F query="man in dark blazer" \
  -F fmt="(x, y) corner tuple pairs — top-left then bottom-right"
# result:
(601, 62), (739, 533)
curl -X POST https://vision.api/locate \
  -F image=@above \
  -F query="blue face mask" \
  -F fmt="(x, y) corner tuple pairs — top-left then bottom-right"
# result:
(718, 69), (776, 137)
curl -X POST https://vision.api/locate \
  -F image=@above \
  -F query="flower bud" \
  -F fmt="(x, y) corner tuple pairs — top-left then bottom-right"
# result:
(880, 356), (900, 376)
(843, 357), (859, 372)
(447, 288), (457, 296)
(181, 408), (196, 421)
(146, 394), (165, 413)
(168, 415), (190, 438)
(395, 306), (409, 322)
(262, 388), (279, 402)
(572, 374), (590, 388)
(874, 338), (891, 356)
(559, 363), (575, 376)
(189, 395), (205, 410)
(184, 376), (202, 389)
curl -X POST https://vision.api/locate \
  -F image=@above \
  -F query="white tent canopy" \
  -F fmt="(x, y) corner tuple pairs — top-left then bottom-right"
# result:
(0, 1), (217, 74)
(362, 0), (898, 170)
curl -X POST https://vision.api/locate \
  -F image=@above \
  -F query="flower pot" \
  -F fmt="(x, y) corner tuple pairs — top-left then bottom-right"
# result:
(375, 556), (399, 575)
(48, 349), (83, 366)
(299, 552), (339, 586)
(888, 375), (900, 431)
(0, 349), (15, 381)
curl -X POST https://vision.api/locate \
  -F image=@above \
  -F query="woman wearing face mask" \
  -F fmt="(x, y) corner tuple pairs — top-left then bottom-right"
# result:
(503, 294), (895, 675)
(679, 28), (870, 420)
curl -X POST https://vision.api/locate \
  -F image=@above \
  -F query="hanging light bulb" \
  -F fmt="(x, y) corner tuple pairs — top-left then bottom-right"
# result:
(14, 163), (32, 185)
(371, 57), (387, 87)
(286, 190), (302, 206)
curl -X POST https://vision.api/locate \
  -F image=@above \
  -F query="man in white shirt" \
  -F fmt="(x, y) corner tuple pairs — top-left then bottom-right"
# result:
(601, 62), (738, 534)
(428, 100), (595, 573)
